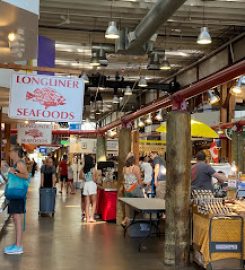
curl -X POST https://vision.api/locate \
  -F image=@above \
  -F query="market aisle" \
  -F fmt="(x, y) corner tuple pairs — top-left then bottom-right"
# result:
(0, 174), (199, 270)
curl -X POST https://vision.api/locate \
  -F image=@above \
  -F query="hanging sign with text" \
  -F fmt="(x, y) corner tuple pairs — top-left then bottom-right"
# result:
(9, 73), (84, 122)
(17, 123), (52, 145)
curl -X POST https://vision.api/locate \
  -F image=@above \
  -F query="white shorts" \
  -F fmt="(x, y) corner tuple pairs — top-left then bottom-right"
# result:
(83, 181), (97, 196)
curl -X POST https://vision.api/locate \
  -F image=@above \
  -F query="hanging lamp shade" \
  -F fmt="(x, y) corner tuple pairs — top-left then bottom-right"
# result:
(112, 95), (119, 104)
(90, 52), (100, 66)
(160, 55), (171, 70)
(145, 113), (152, 125)
(147, 53), (160, 70)
(138, 77), (147, 87)
(81, 73), (89, 83)
(138, 118), (145, 128)
(155, 109), (163, 121)
(230, 77), (245, 98)
(105, 21), (120, 39)
(124, 86), (132, 96)
(208, 90), (220, 105)
(98, 48), (108, 66)
(197, 27), (212, 45)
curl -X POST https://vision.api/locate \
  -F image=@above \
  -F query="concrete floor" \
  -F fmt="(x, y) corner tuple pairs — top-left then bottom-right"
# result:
(0, 174), (201, 270)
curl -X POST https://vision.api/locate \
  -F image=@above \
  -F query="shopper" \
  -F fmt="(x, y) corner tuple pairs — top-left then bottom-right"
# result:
(150, 151), (166, 199)
(67, 162), (75, 194)
(40, 157), (56, 188)
(79, 160), (86, 221)
(139, 156), (153, 197)
(80, 155), (98, 223)
(191, 151), (227, 192)
(31, 158), (37, 177)
(121, 153), (143, 227)
(4, 145), (29, 255)
(58, 154), (68, 194)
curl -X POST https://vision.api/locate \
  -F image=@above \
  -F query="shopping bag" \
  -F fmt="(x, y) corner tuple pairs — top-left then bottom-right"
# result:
(5, 172), (29, 200)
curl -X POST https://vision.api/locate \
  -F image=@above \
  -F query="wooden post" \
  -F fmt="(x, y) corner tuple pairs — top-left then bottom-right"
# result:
(164, 111), (192, 267)
(232, 131), (245, 173)
(220, 84), (228, 160)
(96, 135), (107, 162)
(131, 130), (139, 165)
(116, 127), (131, 225)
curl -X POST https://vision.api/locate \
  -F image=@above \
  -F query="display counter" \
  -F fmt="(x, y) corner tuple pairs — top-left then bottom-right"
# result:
(96, 185), (117, 221)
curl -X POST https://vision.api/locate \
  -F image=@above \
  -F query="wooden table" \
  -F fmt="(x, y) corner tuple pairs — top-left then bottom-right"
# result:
(119, 198), (165, 251)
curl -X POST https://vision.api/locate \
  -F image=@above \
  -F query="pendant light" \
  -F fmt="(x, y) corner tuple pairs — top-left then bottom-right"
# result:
(81, 73), (89, 83)
(160, 52), (171, 70)
(145, 113), (152, 125)
(138, 118), (145, 128)
(98, 48), (108, 66)
(105, 1), (119, 39)
(155, 109), (163, 121)
(197, 2), (212, 45)
(112, 95), (119, 104)
(90, 51), (100, 67)
(147, 52), (160, 70)
(230, 76), (245, 97)
(124, 85), (132, 96)
(160, 28), (171, 70)
(197, 27), (212, 45)
(138, 76), (147, 87)
(208, 90), (220, 105)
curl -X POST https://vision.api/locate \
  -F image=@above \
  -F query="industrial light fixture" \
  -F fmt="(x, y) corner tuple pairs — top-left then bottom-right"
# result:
(230, 77), (245, 97)
(112, 95), (119, 104)
(90, 51), (100, 66)
(138, 118), (145, 128)
(217, 128), (224, 135)
(145, 113), (152, 125)
(8, 32), (16, 42)
(197, 2), (212, 45)
(105, 21), (119, 39)
(80, 73), (89, 83)
(155, 109), (163, 121)
(160, 50), (171, 70)
(208, 90), (220, 105)
(124, 85), (132, 96)
(98, 48), (108, 66)
(138, 77), (147, 87)
(147, 53), (160, 70)
(197, 27), (212, 45)
(89, 113), (95, 120)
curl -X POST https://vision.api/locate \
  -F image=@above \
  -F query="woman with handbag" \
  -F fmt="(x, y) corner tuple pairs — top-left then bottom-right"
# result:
(121, 153), (143, 228)
(4, 145), (29, 255)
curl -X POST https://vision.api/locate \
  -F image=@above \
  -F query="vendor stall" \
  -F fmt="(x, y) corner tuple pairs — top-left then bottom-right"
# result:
(192, 190), (245, 269)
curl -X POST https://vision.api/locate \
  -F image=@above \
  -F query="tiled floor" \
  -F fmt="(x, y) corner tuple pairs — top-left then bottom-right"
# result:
(0, 174), (202, 270)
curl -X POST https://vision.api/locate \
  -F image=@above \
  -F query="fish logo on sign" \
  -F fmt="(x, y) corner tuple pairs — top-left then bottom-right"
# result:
(25, 129), (43, 139)
(26, 87), (66, 109)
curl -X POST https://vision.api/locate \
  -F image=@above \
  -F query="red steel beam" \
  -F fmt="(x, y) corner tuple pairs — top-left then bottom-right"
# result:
(120, 60), (245, 126)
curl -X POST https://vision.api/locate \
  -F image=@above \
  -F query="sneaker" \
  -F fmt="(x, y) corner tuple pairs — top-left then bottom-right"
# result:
(4, 245), (23, 255)
(3, 244), (15, 253)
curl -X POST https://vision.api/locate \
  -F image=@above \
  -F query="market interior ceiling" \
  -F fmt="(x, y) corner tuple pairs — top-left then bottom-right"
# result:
(0, 0), (245, 123)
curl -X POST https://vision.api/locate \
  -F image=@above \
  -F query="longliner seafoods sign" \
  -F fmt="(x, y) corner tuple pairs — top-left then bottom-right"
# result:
(9, 73), (84, 122)
(17, 123), (52, 145)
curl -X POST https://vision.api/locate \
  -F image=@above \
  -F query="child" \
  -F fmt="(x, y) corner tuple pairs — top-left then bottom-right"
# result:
(67, 162), (75, 194)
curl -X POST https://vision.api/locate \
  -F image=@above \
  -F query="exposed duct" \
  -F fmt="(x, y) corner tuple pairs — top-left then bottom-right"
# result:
(127, 0), (187, 52)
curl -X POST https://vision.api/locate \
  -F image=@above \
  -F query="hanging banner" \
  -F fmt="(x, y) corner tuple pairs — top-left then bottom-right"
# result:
(17, 123), (52, 145)
(9, 73), (84, 122)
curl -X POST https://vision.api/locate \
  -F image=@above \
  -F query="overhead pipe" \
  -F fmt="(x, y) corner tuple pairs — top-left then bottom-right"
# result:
(127, 0), (187, 52)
